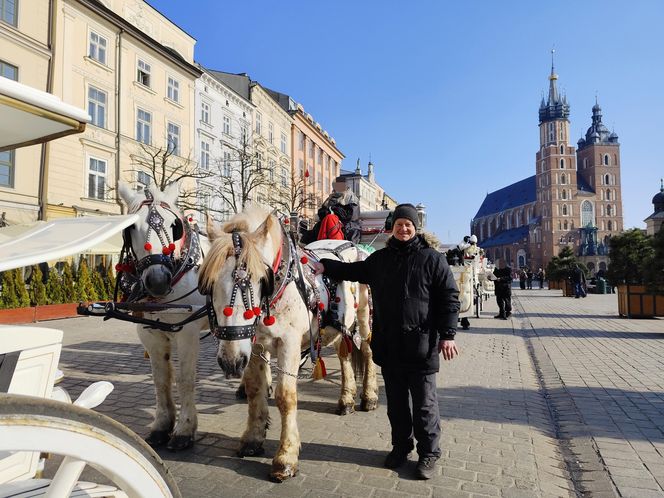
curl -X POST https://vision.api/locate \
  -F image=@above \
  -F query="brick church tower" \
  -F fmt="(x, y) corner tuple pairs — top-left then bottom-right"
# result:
(533, 57), (577, 270)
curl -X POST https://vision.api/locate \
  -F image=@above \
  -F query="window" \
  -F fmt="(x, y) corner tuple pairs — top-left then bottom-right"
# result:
(269, 159), (275, 181)
(223, 151), (231, 176)
(604, 154), (609, 166)
(88, 157), (106, 200)
(308, 141), (314, 159)
(0, 60), (17, 187)
(298, 159), (304, 177)
(201, 102), (210, 124)
(167, 77), (179, 102)
(268, 122), (274, 144)
(560, 159), (565, 169)
(256, 112), (262, 135)
(561, 189), (567, 200)
(298, 132), (304, 151)
(88, 86), (107, 128)
(583, 158), (588, 169)
(281, 167), (288, 187)
(607, 220), (613, 231)
(0, 150), (14, 187)
(318, 176), (323, 191)
(137, 59), (151, 87)
(607, 204), (613, 216)
(167, 122), (180, 154)
(562, 204), (568, 216)
(280, 132), (287, 154)
(1, 0), (17, 26)
(318, 149), (323, 165)
(564, 220), (568, 230)
(200, 140), (210, 170)
(256, 152), (263, 170)
(137, 170), (151, 191)
(0, 59), (17, 80)
(560, 145), (564, 154)
(606, 189), (611, 201)
(605, 174), (610, 185)
(223, 115), (230, 135)
(241, 125), (248, 142)
(136, 108), (151, 144)
(548, 122), (555, 142)
(561, 173), (566, 185)
(89, 31), (107, 65)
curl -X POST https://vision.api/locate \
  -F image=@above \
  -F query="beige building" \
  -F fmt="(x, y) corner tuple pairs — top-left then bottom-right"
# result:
(337, 160), (394, 212)
(0, 0), (51, 225)
(44, 0), (200, 220)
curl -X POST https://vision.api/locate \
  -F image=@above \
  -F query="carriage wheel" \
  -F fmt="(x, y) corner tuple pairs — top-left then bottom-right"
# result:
(0, 393), (181, 498)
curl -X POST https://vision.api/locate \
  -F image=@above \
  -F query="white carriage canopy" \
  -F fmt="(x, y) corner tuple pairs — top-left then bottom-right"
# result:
(0, 76), (89, 152)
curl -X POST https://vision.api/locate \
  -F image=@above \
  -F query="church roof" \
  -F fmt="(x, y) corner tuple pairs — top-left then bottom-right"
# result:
(474, 176), (536, 219)
(480, 225), (530, 248)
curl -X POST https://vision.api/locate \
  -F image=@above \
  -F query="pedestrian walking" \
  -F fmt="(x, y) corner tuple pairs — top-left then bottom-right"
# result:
(571, 263), (587, 298)
(526, 268), (533, 289)
(537, 268), (544, 289)
(519, 268), (526, 290)
(493, 261), (513, 319)
(311, 203), (460, 480)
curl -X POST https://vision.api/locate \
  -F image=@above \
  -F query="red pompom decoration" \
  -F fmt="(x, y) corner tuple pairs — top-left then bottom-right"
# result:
(162, 246), (170, 255)
(222, 307), (233, 317)
(115, 263), (122, 272)
(304, 170), (310, 178)
(300, 256), (308, 264)
(334, 297), (341, 303)
(263, 315), (276, 326)
(169, 243), (176, 251)
(354, 303), (359, 309)
(243, 309), (254, 320)
(253, 307), (261, 316)
(284, 218), (290, 225)
(188, 217), (194, 222)
(318, 302), (325, 310)
(144, 242), (152, 251)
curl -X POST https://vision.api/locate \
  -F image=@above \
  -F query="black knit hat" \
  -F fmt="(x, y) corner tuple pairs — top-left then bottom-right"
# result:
(393, 203), (419, 229)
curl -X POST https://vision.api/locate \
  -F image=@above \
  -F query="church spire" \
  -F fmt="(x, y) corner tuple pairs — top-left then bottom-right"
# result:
(539, 49), (570, 123)
(548, 49), (559, 104)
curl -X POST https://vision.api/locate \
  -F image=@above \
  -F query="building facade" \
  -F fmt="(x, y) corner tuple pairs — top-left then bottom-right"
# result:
(337, 160), (394, 212)
(471, 63), (624, 275)
(645, 180), (664, 235)
(0, 0), (52, 224)
(10, 0), (201, 222)
(194, 69), (254, 222)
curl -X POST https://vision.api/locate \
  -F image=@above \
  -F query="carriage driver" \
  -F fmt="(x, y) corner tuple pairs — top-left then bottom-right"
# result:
(312, 203), (460, 480)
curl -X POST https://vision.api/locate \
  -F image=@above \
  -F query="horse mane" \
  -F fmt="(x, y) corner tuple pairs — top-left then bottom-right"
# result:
(199, 206), (280, 292)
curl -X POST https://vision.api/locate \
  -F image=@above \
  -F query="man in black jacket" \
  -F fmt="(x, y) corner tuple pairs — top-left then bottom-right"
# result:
(493, 261), (513, 319)
(312, 204), (460, 480)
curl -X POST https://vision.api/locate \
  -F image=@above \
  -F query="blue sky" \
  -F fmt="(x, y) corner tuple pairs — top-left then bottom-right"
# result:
(150, 0), (663, 243)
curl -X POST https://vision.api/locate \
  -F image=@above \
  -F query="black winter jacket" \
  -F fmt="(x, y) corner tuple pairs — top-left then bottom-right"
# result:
(321, 234), (460, 373)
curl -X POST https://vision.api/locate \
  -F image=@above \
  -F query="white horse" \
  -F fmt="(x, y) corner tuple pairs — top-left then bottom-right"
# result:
(117, 181), (209, 451)
(198, 206), (378, 482)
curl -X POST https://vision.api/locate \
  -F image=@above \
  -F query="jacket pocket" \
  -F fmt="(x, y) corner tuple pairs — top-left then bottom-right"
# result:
(402, 326), (435, 362)
(402, 297), (429, 329)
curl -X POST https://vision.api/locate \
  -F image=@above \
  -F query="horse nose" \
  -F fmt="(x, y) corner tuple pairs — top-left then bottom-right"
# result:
(218, 353), (248, 379)
(144, 270), (172, 297)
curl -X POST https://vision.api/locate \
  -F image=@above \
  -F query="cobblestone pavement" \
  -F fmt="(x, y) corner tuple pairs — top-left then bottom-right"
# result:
(40, 287), (662, 497)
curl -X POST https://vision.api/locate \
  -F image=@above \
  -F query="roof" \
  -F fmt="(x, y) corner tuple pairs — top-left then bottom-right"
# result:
(206, 70), (251, 100)
(480, 225), (530, 248)
(474, 176), (536, 219)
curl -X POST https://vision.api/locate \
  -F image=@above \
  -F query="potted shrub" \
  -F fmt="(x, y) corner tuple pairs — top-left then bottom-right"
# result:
(608, 229), (661, 317)
(545, 246), (587, 296)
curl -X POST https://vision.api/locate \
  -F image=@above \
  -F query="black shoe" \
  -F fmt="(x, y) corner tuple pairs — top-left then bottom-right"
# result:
(494, 314), (506, 319)
(414, 456), (439, 480)
(505, 312), (511, 318)
(384, 447), (411, 469)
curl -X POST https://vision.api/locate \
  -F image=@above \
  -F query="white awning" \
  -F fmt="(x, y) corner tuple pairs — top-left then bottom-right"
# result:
(0, 215), (138, 272)
(0, 76), (90, 152)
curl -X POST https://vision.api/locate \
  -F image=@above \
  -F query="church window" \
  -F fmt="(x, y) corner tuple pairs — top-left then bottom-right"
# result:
(607, 220), (613, 231)
(583, 158), (588, 169)
(548, 122), (555, 142)
(605, 174), (610, 185)
(560, 145), (564, 154)
(561, 173), (566, 185)
(562, 190), (567, 200)
(564, 220), (568, 230)
(560, 124), (564, 140)
(606, 189), (611, 201)
(560, 159), (565, 169)
(558, 221), (562, 230)
(607, 204), (612, 216)
(604, 154), (610, 165)
(562, 205), (568, 216)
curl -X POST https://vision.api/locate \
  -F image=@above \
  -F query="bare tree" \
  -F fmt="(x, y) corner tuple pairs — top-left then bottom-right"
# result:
(203, 132), (273, 218)
(127, 143), (213, 212)
(269, 166), (316, 221)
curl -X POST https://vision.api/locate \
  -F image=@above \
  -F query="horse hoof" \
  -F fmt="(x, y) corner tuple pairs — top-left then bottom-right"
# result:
(235, 385), (247, 399)
(336, 403), (355, 416)
(269, 462), (298, 482)
(238, 442), (265, 457)
(360, 398), (379, 411)
(145, 430), (170, 448)
(167, 434), (194, 451)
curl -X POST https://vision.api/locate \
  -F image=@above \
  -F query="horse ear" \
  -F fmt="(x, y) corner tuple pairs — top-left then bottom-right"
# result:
(251, 214), (273, 240)
(117, 181), (135, 206)
(163, 181), (180, 203)
(206, 215), (221, 241)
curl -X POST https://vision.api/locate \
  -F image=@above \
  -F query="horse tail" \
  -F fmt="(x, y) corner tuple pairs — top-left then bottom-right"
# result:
(351, 340), (364, 382)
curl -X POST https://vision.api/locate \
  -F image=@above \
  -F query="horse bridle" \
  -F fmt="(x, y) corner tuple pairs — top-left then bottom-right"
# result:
(116, 188), (200, 301)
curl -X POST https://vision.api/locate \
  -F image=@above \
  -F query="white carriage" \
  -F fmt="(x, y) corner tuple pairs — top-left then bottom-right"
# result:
(0, 75), (180, 497)
(449, 251), (495, 328)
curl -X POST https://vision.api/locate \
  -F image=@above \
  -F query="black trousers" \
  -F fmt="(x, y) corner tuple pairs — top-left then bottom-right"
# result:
(381, 367), (441, 458)
(495, 288), (512, 316)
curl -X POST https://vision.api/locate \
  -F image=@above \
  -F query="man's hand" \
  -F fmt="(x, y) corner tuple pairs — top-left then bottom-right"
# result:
(438, 340), (459, 360)
(311, 261), (325, 276)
